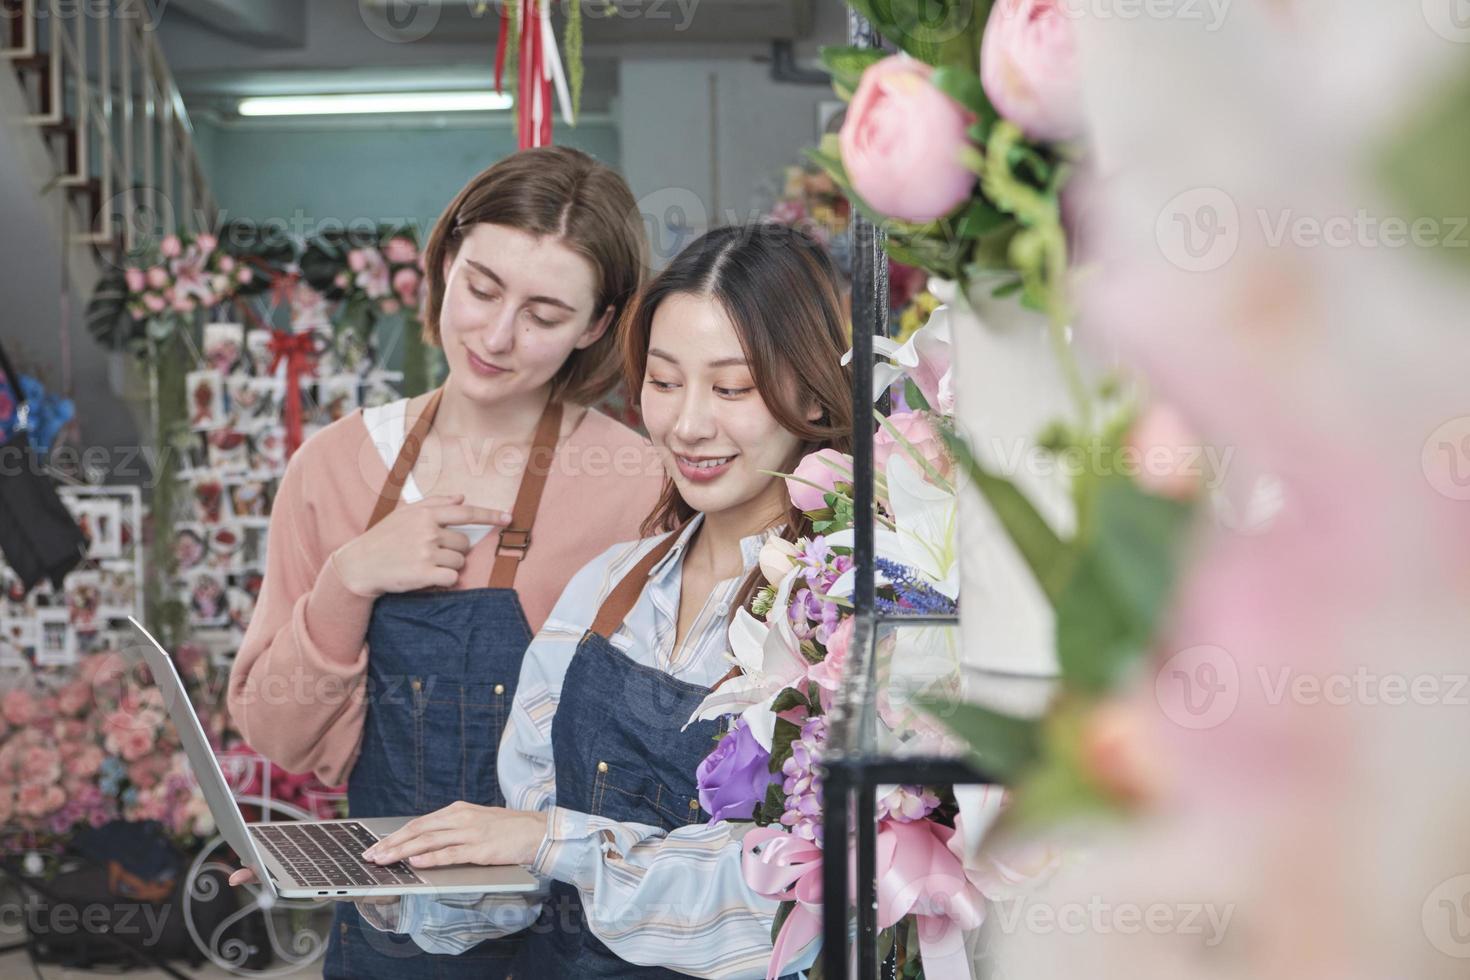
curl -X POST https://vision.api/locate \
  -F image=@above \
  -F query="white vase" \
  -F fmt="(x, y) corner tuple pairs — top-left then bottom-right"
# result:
(941, 281), (1084, 716)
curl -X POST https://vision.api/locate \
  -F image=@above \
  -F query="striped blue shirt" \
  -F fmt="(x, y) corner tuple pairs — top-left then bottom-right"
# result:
(360, 514), (819, 978)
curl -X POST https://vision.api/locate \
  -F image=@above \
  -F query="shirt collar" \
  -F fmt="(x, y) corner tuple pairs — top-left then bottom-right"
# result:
(646, 513), (785, 582)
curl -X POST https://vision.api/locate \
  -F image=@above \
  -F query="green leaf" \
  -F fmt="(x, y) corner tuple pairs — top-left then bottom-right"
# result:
(770, 687), (810, 714)
(915, 695), (1043, 782)
(819, 45), (885, 96)
(930, 65), (994, 123)
(1377, 61), (1470, 272)
(990, 279), (1024, 299)
(953, 199), (1008, 240)
(1054, 478), (1194, 693)
(944, 430), (1074, 603)
(771, 899), (796, 946)
(903, 378), (931, 412)
(768, 716), (803, 773)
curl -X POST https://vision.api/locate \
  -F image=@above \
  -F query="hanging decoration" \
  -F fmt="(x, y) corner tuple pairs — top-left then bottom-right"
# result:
(495, 0), (580, 150)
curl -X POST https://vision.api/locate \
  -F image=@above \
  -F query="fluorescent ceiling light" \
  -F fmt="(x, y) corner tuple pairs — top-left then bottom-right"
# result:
(237, 91), (514, 117)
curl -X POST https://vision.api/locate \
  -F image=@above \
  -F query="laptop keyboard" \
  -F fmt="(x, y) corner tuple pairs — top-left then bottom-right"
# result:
(251, 821), (426, 889)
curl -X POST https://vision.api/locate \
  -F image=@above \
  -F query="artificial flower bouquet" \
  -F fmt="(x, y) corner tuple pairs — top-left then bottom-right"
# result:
(123, 233), (256, 341)
(814, 0), (1081, 322)
(688, 314), (1052, 979)
(0, 646), (220, 854)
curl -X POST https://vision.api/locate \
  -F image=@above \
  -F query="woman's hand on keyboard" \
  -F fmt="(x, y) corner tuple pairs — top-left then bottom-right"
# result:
(362, 802), (547, 869)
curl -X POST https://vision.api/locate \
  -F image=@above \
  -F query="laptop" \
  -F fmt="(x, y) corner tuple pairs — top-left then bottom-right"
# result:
(127, 617), (539, 904)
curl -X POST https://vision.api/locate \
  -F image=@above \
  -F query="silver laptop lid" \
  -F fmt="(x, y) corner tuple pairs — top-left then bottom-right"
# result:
(126, 617), (279, 907)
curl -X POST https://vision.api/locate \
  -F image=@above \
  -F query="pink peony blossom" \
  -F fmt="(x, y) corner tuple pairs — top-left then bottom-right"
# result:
(785, 448), (854, 513)
(1125, 403), (1205, 501)
(808, 615), (854, 711)
(980, 0), (1083, 142)
(839, 55), (977, 223)
(145, 266), (169, 289)
(195, 233), (218, 254)
(347, 249), (369, 272)
(874, 411), (952, 480)
(218, 254), (235, 272)
(159, 234), (181, 258)
(383, 236), (418, 264)
(125, 267), (146, 292)
(237, 265), (253, 284)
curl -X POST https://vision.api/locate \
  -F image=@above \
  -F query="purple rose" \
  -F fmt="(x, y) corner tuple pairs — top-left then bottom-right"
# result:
(696, 718), (777, 823)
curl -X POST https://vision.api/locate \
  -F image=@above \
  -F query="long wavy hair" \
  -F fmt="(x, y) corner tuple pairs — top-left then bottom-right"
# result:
(620, 224), (854, 612)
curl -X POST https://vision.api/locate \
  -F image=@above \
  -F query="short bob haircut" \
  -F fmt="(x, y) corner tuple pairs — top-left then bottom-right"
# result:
(420, 145), (648, 406)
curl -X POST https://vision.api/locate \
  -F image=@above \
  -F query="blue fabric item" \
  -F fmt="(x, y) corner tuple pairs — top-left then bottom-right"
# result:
(0, 374), (74, 454)
(323, 586), (534, 980)
(509, 629), (722, 979)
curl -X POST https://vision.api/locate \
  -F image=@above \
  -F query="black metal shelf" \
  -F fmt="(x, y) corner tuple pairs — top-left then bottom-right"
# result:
(816, 12), (1003, 979)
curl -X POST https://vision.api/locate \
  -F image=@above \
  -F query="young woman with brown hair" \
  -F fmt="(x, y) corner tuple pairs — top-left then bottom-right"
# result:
(226, 145), (663, 980)
(348, 224), (853, 978)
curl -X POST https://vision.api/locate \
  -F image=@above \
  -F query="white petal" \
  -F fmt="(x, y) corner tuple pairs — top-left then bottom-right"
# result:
(742, 699), (779, 751)
(887, 454), (961, 599)
(728, 606), (770, 673)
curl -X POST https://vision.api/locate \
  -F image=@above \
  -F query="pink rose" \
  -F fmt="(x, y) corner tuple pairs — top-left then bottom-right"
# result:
(392, 266), (421, 305)
(383, 236), (418, 264)
(159, 234), (182, 258)
(785, 448), (855, 513)
(145, 266), (168, 289)
(2, 688), (35, 726)
(65, 744), (104, 779)
(1125, 403), (1204, 501)
(21, 745), (61, 783)
(874, 412), (952, 480)
(218, 254), (236, 272)
(839, 55), (976, 223)
(17, 782), (64, 819)
(125, 267), (146, 292)
(195, 233), (218, 254)
(334, 271), (350, 289)
(980, 0), (1082, 142)
(57, 681), (91, 717)
(237, 266), (253, 284)
(143, 293), (166, 313)
(170, 291), (194, 313)
(347, 249), (369, 273)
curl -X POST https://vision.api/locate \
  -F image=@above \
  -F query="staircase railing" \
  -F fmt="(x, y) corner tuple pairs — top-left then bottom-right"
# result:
(3, 0), (216, 254)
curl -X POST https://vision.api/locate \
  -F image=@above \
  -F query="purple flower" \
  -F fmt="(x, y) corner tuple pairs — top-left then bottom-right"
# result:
(696, 718), (777, 823)
(780, 716), (828, 843)
(876, 785), (941, 823)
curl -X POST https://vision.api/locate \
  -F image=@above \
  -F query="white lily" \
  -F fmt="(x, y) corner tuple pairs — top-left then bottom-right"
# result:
(685, 566), (811, 750)
(842, 304), (954, 414)
(827, 454), (960, 601)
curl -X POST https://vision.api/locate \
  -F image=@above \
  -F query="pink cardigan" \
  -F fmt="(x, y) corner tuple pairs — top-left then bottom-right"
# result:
(226, 405), (664, 785)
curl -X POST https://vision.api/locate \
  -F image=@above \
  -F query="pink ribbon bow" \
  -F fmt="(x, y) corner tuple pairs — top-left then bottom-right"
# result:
(876, 818), (988, 979)
(742, 827), (825, 980)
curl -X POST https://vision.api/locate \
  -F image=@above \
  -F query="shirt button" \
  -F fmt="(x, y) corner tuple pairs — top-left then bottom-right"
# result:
(494, 683), (505, 695)
(597, 761), (609, 773)
(716, 602), (731, 617)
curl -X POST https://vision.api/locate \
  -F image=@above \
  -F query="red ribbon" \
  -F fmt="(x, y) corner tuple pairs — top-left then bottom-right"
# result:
(267, 331), (318, 459)
(494, 1), (509, 93)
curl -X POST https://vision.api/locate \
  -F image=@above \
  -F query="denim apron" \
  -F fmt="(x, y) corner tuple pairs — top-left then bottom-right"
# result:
(508, 529), (729, 979)
(325, 388), (564, 980)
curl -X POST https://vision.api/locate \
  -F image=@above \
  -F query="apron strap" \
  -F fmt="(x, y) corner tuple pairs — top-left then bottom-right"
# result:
(589, 526), (685, 640)
(365, 390), (564, 591)
(487, 398), (564, 590)
(366, 387), (444, 530)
